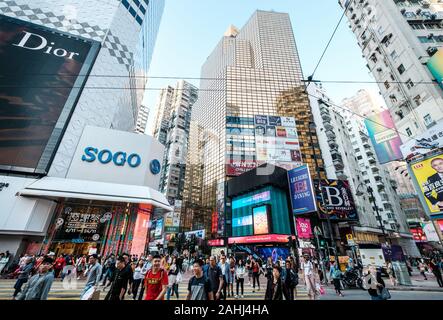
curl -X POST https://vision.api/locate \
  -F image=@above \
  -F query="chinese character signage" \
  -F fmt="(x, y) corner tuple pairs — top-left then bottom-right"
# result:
(409, 151), (443, 219)
(364, 110), (403, 164)
(400, 120), (443, 158)
(296, 218), (312, 239)
(288, 164), (317, 215)
(316, 180), (358, 221)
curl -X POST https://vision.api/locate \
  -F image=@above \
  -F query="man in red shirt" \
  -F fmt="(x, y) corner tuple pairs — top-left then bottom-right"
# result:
(144, 255), (168, 300)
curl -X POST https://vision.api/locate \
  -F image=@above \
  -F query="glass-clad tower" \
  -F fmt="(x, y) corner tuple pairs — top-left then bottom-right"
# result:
(182, 11), (326, 237)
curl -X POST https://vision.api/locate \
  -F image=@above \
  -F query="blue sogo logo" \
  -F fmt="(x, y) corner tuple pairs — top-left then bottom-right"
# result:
(82, 147), (141, 168)
(150, 159), (161, 175)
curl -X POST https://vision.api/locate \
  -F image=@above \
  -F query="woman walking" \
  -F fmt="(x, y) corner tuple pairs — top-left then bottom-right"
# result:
(235, 259), (246, 299)
(365, 265), (386, 300)
(251, 258), (261, 292)
(132, 259), (145, 300)
(229, 256), (236, 297)
(166, 257), (180, 300)
(329, 261), (344, 297)
(283, 260), (298, 300)
(418, 259), (428, 280)
(300, 255), (317, 300)
(386, 260), (398, 286)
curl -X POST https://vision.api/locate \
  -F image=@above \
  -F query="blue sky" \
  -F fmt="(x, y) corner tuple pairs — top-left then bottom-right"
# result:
(143, 0), (384, 133)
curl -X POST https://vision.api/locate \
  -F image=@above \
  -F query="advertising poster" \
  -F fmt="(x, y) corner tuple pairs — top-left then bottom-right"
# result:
(216, 181), (225, 236)
(226, 159), (257, 176)
(400, 120), (443, 158)
(409, 152), (443, 219)
(253, 205), (270, 235)
(421, 221), (440, 242)
(0, 15), (100, 174)
(364, 110), (403, 164)
(185, 229), (206, 240)
(427, 49), (443, 91)
(255, 115), (268, 125)
(288, 165), (317, 215)
(154, 218), (163, 239)
(296, 218), (313, 239)
(317, 180), (358, 220)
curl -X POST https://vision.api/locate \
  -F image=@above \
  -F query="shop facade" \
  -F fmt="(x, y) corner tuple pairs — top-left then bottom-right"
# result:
(0, 126), (171, 257)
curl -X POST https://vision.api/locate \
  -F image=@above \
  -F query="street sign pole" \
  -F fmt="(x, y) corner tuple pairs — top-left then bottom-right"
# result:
(314, 227), (328, 285)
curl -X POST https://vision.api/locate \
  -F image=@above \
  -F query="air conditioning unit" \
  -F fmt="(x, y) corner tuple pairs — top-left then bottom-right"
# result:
(427, 46), (438, 56)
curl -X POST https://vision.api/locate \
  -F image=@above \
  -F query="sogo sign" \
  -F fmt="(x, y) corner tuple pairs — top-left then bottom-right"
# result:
(82, 147), (142, 168)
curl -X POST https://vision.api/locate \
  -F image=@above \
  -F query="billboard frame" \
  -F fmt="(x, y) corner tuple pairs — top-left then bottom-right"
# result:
(0, 14), (101, 176)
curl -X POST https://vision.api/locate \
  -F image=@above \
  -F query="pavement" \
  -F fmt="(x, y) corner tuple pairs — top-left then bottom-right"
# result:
(0, 272), (309, 301)
(1, 270), (442, 300)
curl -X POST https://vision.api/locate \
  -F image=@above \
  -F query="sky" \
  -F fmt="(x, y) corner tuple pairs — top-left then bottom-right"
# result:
(143, 0), (386, 134)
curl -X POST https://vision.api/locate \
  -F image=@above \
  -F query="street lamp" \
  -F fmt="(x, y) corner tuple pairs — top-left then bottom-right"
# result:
(356, 183), (391, 246)
(308, 122), (339, 280)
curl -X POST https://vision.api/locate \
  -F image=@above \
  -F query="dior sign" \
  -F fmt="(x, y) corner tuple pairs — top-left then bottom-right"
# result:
(13, 31), (80, 60)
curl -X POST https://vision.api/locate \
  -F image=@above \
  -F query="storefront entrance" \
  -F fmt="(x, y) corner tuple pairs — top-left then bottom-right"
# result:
(41, 199), (153, 257)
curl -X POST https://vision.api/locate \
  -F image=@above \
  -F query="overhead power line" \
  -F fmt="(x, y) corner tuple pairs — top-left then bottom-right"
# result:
(306, 0), (353, 89)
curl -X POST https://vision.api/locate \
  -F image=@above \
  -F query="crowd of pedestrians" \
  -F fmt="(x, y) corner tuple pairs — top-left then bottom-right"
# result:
(2, 248), (443, 300)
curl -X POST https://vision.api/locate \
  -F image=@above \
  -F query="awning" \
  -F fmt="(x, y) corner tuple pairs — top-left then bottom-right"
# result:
(17, 177), (172, 212)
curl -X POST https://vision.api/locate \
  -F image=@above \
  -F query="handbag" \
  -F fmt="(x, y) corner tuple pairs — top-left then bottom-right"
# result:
(380, 287), (391, 300)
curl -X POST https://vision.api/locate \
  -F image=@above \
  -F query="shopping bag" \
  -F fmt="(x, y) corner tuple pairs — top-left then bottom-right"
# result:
(176, 272), (183, 284)
(81, 286), (95, 300)
(380, 287), (391, 300)
(91, 289), (101, 300)
(319, 286), (325, 295)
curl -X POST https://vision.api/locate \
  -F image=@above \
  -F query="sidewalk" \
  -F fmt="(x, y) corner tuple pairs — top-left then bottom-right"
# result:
(385, 271), (443, 292)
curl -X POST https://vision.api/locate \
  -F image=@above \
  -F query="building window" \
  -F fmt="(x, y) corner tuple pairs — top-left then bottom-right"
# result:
(384, 81), (390, 89)
(406, 79), (414, 89)
(390, 50), (398, 60)
(397, 64), (406, 74)
(424, 114), (433, 126)
(406, 127), (412, 136)
(413, 95), (421, 106)
(418, 36), (435, 43)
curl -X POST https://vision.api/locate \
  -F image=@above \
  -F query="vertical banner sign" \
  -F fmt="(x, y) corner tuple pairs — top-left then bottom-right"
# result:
(0, 15), (100, 174)
(364, 110), (403, 164)
(427, 49), (443, 91)
(409, 151), (443, 219)
(296, 218), (312, 239)
(288, 164), (317, 215)
(318, 180), (358, 220)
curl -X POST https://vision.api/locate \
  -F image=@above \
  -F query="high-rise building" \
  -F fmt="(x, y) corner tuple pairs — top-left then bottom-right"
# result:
(155, 80), (198, 204)
(0, 0), (165, 177)
(182, 11), (326, 237)
(339, 0), (443, 140)
(0, 0), (166, 255)
(153, 85), (175, 143)
(135, 104), (150, 134)
(341, 89), (384, 118)
(338, 91), (420, 256)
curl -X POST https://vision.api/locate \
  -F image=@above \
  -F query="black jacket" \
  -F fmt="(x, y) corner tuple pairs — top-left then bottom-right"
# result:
(424, 173), (443, 205)
(265, 278), (283, 300)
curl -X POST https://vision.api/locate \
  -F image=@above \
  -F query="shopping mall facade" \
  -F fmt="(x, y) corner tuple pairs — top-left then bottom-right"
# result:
(0, 1), (168, 257)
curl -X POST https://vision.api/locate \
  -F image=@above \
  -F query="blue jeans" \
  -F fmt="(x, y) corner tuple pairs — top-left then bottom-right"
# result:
(371, 295), (383, 300)
(81, 283), (94, 299)
(166, 283), (179, 300)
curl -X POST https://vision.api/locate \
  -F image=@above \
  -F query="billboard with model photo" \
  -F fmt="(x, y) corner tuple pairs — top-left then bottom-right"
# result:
(0, 15), (100, 174)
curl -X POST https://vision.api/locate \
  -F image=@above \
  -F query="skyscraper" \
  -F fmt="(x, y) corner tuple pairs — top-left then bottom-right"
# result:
(339, 0), (443, 140)
(182, 11), (326, 236)
(0, 0), (165, 177)
(154, 80), (198, 204)
(135, 104), (150, 134)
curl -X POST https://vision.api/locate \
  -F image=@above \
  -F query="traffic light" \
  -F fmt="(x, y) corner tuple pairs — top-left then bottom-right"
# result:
(319, 239), (326, 249)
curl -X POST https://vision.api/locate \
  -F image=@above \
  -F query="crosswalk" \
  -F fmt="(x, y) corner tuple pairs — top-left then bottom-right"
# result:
(0, 274), (309, 300)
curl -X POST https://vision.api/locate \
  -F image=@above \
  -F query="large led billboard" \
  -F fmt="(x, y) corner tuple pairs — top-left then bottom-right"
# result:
(252, 205), (270, 235)
(408, 151), (443, 219)
(0, 15), (100, 174)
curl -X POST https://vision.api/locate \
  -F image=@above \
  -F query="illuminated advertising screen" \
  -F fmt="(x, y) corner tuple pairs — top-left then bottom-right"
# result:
(364, 110), (403, 164)
(232, 190), (271, 209)
(409, 151), (443, 219)
(288, 164), (317, 215)
(154, 218), (163, 239)
(232, 215), (253, 228)
(0, 15), (100, 174)
(253, 205), (270, 235)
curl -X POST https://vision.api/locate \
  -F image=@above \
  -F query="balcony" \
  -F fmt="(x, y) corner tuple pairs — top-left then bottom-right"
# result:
(325, 128), (336, 139)
(329, 141), (339, 149)
(321, 112), (332, 122)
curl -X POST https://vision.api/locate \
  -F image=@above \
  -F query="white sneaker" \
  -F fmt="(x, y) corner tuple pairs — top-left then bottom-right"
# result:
(240, 295), (244, 299)
(234, 295), (238, 299)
